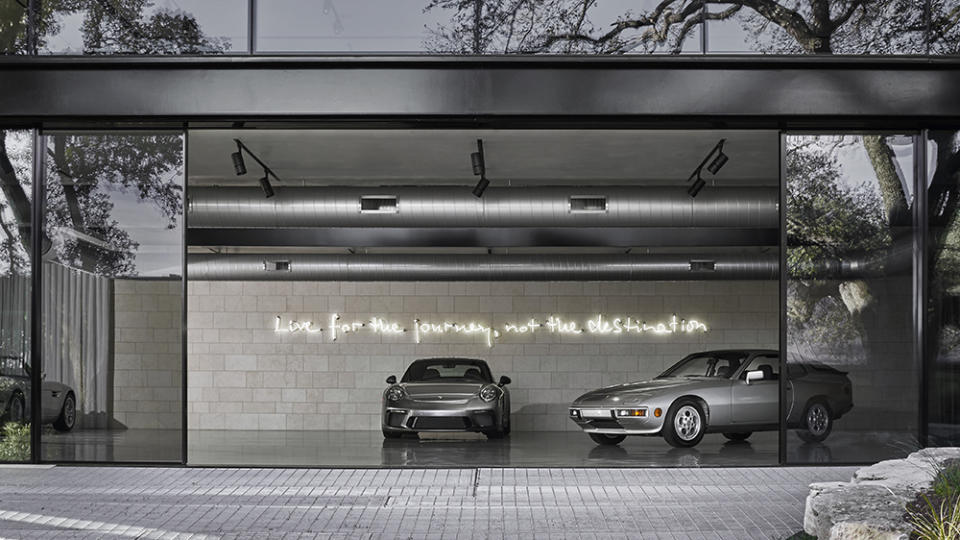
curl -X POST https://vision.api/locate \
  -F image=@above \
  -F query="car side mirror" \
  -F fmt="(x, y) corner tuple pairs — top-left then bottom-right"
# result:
(498, 375), (511, 386)
(745, 370), (764, 384)
(386, 375), (397, 385)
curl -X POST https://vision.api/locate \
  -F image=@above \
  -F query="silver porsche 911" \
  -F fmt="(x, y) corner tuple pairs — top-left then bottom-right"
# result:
(569, 349), (853, 448)
(382, 358), (512, 439)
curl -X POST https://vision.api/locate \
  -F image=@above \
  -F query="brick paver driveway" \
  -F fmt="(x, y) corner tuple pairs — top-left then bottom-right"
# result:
(0, 466), (856, 539)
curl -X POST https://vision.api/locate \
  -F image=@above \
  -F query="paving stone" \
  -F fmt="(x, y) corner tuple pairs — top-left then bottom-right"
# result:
(0, 465), (856, 539)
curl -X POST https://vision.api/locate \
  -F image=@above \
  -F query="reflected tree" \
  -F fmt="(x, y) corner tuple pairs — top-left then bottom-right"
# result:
(1, 0), (226, 54)
(427, 0), (960, 54)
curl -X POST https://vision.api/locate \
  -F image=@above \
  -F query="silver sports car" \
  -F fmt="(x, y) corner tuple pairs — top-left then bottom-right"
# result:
(1, 356), (77, 432)
(382, 358), (512, 439)
(569, 349), (853, 448)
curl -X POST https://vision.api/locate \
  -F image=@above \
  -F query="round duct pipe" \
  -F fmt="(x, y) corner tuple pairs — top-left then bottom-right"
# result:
(187, 186), (778, 229)
(187, 253), (779, 281)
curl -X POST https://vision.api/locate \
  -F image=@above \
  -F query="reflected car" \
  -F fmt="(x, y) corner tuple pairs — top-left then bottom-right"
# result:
(0, 356), (77, 432)
(569, 349), (853, 448)
(382, 358), (511, 439)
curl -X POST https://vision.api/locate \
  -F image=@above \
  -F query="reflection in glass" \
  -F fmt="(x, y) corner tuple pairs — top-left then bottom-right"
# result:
(0, 129), (32, 461)
(39, 0), (245, 55)
(257, 0), (701, 54)
(0, 0), (29, 54)
(40, 132), (183, 462)
(707, 1), (927, 54)
(927, 130), (960, 445)
(786, 134), (920, 463)
(930, 1), (960, 55)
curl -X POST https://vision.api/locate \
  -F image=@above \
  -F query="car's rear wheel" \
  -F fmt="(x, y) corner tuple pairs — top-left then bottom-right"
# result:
(663, 399), (706, 448)
(5, 393), (25, 424)
(796, 400), (832, 443)
(589, 433), (626, 446)
(722, 432), (752, 441)
(52, 393), (76, 432)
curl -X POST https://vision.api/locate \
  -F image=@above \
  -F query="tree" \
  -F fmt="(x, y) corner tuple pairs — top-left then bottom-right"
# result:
(1, 1), (218, 275)
(426, 1), (960, 55)
(1, 0), (226, 54)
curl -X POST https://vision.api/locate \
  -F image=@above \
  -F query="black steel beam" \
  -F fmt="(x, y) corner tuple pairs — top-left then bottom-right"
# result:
(187, 227), (779, 248)
(0, 57), (959, 121)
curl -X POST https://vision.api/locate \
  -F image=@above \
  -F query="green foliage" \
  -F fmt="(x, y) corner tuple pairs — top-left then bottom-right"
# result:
(786, 136), (891, 279)
(933, 463), (960, 501)
(0, 422), (30, 462)
(907, 494), (960, 540)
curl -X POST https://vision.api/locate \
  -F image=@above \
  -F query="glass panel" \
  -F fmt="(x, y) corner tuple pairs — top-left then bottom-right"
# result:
(0, 0), (29, 54)
(707, 1), (926, 54)
(256, 0), (701, 54)
(0, 128), (32, 462)
(785, 134), (920, 464)
(927, 130), (960, 445)
(41, 132), (183, 462)
(187, 129), (778, 467)
(39, 0), (247, 55)
(930, 0), (960, 55)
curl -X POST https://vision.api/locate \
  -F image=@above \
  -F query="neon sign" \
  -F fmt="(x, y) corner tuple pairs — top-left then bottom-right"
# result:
(273, 313), (707, 347)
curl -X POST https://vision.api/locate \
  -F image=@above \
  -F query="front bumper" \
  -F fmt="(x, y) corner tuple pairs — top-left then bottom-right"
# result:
(383, 399), (500, 432)
(568, 406), (665, 435)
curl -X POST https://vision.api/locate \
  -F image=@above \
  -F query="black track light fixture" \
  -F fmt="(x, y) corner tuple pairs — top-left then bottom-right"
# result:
(231, 140), (247, 176)
(470, 139), (489, 198)
(687, 175), (706, 198)
(685, 138), (728, 198)
(706, 141), (729, 175)
(231, 139), (282, 199)
(259, 176), (275, 198)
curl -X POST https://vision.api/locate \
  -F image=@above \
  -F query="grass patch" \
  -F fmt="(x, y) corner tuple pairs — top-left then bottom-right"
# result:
(0, 422), (30, 462)
(906, 460), (960, 540)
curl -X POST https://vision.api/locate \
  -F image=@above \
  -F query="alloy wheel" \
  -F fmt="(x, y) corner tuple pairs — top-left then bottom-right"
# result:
(674, 404), (702, 441)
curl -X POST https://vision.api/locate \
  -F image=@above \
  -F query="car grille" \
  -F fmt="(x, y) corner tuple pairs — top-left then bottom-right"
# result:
(587, 419), (622, 429)
(410, 417), (470, 430)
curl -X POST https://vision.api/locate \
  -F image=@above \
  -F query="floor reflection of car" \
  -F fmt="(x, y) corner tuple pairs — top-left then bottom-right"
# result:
(0, 356), (77, 432)
(382, 358), (511, 439)
(569, 349), (853, 448)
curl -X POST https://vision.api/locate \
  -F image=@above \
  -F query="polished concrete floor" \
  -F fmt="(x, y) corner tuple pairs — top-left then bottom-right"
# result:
(35, 428), (920, 466)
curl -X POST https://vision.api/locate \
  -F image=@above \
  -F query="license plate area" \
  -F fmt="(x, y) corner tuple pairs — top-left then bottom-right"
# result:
(580, 409), (612, 418)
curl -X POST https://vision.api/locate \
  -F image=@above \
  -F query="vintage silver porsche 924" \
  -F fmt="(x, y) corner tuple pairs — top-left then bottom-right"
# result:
(569, 349), (853, 448)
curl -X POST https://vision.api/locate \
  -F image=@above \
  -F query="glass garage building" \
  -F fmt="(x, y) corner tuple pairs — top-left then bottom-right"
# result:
(0, 1), (959, 468)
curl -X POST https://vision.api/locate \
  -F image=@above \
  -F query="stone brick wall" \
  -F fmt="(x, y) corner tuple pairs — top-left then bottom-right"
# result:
(113, 279), (182, 429)
(186, 280), (778, 432)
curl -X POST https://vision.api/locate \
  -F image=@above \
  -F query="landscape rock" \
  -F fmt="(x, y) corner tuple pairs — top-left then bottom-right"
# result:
(804, 447), (960, 539)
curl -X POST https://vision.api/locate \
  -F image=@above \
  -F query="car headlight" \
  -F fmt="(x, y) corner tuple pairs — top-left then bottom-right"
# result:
(479, 384), (501, 402)
(385, 386), (406, 402)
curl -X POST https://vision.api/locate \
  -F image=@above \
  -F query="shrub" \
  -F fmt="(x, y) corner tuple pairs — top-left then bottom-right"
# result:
(0, 422), (30, 462)
(907, 494), (960, 540)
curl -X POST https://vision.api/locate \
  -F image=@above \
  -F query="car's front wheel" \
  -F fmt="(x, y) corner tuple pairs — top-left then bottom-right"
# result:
(722, 432), (752, 441)
(4, 393), (25, 424)
(52, 393), (76, 432)
(589, 433), (626, 446)
(663, 399), (706, 448)
(796, 400), (832, 443)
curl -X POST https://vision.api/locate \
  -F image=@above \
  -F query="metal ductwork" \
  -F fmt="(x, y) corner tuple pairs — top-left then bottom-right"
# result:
(188, 186), (777, 229)
(188, 253), (779, 281)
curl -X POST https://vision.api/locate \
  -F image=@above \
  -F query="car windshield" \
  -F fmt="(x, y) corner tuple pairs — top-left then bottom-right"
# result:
(657, 352), (747, 379)
(401, 360), (493, 383)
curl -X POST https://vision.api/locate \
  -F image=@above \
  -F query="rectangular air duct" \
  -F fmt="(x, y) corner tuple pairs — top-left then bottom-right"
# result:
(360, 196), (399, 213)
(569, 196), (607, 213)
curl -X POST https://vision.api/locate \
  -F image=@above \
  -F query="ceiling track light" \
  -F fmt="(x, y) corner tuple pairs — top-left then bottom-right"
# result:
(470, 139), (489, 198)
(231, 138), (282, 199)
(685, 138), (728, 198)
